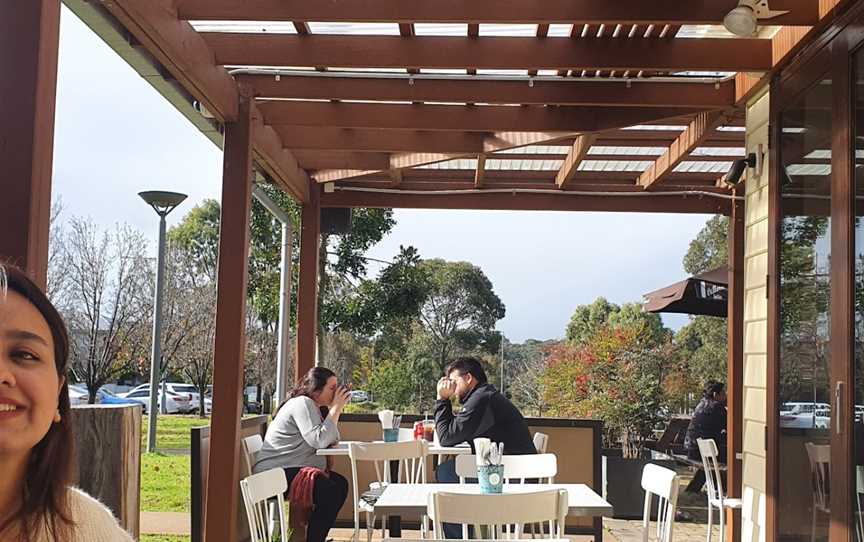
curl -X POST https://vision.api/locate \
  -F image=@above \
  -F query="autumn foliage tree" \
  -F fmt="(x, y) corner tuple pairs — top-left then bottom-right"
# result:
(542, 325), (671, 457)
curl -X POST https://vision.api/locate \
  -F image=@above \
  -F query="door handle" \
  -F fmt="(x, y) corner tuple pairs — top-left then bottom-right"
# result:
(836, 381), (844, 434)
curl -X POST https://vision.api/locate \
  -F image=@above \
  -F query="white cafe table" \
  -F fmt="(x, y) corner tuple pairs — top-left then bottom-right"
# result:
(374, 483), (614, 518)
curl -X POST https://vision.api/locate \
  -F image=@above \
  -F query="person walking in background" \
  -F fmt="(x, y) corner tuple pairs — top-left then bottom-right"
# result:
(254, 366), (351, 542)
(0, 264), (134, 541)
(684, 380), (728, 493)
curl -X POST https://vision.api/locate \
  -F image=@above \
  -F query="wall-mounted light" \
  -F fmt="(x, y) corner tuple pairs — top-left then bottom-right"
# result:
(724, 145), (764, 186)
(723, 1), (790, 37)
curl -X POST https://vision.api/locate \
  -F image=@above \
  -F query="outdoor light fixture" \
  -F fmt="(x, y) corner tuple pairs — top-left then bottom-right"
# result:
(139, 189), (187, 453)
(724, 151), (760, 186)
(723, 0), (789, 37)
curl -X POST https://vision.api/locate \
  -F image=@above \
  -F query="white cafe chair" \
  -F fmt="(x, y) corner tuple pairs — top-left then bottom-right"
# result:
(641, 463), (680, 542)
(240, 468), (288, 542)
(697, 438), (741, 542)
(428, 489), (568, 539)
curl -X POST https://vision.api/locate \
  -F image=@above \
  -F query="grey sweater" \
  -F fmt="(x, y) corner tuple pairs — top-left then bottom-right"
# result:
(253, 396), (340, 472)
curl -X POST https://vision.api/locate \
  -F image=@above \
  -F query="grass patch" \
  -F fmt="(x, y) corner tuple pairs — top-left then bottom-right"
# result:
(141, 536), (189, 542)
(141, 453), (191, 512)
(141, 415), (210, 450)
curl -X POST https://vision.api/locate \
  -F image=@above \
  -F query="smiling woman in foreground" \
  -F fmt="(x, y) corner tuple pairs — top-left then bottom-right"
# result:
(0, 265), (132, 541)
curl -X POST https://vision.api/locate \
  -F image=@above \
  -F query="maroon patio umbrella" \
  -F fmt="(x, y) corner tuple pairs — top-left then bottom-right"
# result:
(642, 267), (728, 317)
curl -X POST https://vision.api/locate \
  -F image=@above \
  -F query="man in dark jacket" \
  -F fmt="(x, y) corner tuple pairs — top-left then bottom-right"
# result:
(684, 380), (727, 493)
(434, 356), (537, 537)
(435, 356), (536, 454)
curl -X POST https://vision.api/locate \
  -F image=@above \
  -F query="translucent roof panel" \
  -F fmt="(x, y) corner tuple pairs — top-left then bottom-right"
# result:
(486, 159), (563, 171)
(476, 69), (530, 76)
(623, 125), (686, 131)
(328, 67), (408, 73)
(787, 164), (831, 176)
(547, 24), (573, 37)
(495, 145), (570, 155)
(692, 147), (746, 156)
(479, 24), (538, 37)
(716, 126), (746, 132)
(578, 160), (653, 172)
(417, 159), (477, 170)
(189, 21), (298, 33)
(308, 22), (400, 35)
(676, 25), (738, 39)
(414, 23), (468, 36)
(420, 69), (468, 75)
(673, 161), (733, 173)
(589, 147), (666, 156)
(536, 70), (562, 76)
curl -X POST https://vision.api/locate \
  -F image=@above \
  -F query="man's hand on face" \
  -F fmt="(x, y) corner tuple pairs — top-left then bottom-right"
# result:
(437, 377), (456, 400)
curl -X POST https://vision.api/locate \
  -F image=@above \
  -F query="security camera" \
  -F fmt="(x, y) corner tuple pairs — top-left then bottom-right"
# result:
(724, 153), (758, 186)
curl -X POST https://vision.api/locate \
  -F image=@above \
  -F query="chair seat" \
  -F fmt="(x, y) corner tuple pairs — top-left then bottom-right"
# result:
(709, 497), (742, 509)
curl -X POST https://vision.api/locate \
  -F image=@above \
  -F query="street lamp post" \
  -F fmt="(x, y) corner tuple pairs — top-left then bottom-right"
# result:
(139, 190), (187, 453)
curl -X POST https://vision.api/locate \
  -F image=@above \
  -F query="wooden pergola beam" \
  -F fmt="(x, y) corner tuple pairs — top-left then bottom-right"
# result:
(0, 0), (60, 287)
(99, 0), (311, 202)
(475, 154), (487, 188)
(556, 135), (596, 189)
(319, 189), (732, 214)
(240, 74), (736, 108)
(338, 168), (725, 184)
(202, 34), (773, 72)
(250, 101), (310, 202)
(258, 101), (702, 132)
(296, 151), (391, 170)
(177, 0), (817, 26)
(637, 110), (731, 190)
(295, 180), (321, 381)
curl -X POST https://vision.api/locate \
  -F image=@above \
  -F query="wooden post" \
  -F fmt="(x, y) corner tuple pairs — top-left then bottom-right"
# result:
(295, 180), (321, 382)
(70, 404), (142, 538)
(0, 0), (59, 287)
(204, 95), (254, 542)
(726, 185), (744, 542)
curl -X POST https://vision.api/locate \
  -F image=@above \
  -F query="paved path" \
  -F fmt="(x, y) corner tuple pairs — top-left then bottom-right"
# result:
(141, 511), (190, 536)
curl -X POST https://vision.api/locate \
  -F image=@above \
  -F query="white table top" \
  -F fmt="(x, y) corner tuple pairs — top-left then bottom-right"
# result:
(316, 441), (471, 456)
(374, 483), (614, 517)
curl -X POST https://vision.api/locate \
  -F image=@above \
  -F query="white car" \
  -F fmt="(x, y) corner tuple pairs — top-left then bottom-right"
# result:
(121, 385), (192, 414)
(780, 402), (831, 429)
(68, 384), (89, 406)
(350, 390), (370, 403)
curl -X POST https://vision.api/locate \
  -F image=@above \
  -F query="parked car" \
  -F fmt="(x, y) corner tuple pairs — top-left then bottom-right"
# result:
(350, 390), (370, 403)
(121, 385), (193, 414)
(123, 383), (200, 414)
(68, 384), (88, 406)
(780, 401), (831, 428)
(68, 385), (142, 408)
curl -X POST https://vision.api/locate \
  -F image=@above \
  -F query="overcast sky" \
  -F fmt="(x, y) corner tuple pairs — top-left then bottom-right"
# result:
(51, 6), (713, 343)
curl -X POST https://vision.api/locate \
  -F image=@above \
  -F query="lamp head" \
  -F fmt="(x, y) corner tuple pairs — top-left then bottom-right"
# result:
(724, 5), (758, 37)
(139, 190), (188, 216)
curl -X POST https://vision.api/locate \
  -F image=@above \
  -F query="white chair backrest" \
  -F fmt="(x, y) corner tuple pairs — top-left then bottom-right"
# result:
(641, 463), (679, 542)
(804, 442), (830, 511)
(533, 432), (549, 454)
(348, 440), (429, 485)
(240, 468), (288, 542)
(428, 489), (568, 539)
(241, 434), (264, 477)
(455, 454), (558, 483)
(741, 487), (766, 542)
(696, 438), (726, 503)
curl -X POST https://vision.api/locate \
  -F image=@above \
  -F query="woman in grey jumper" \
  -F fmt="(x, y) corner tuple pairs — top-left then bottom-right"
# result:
(254, 366), (351, 542)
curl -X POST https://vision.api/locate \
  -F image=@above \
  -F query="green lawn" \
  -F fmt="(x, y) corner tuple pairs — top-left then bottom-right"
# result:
(141, 414), (210, 450)
(141, 453), (191, 512)
(141, 536), (189, 542)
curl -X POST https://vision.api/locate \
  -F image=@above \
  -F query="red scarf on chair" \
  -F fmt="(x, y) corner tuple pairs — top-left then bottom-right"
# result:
(289, 466), (330, 529)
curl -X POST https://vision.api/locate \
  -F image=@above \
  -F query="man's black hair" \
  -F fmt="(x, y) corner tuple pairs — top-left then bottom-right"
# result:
(703, 380), (725, 398)
(445, 356), (488, 385)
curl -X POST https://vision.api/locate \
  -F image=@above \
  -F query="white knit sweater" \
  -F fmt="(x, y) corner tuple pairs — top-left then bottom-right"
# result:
(33, 487), (134, 542)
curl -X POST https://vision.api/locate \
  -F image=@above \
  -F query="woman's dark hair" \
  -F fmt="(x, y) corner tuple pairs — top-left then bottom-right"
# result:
(445, 356), (488, 385)
(289, 366), (337, 401)
(0, 265), (74, 540)
(703, 380), (725, 398)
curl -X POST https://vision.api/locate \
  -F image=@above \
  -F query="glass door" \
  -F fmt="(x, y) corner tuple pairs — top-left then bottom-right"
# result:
(776, 70), (833, 542)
